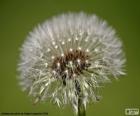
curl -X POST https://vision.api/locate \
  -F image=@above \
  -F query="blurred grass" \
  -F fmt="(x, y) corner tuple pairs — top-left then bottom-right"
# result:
(0, 0), (140, 116)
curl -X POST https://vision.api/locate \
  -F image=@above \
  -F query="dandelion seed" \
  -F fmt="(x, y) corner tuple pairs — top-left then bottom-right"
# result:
(86, 49), (89, 53)
(55, 45), (58, 49)
(18, 12), (126, 116)
(61, 41), (65, 45)
(68, 38), (71, 42)
(61, 53), (64, 57)
(69, 48), (73, 52)
(51, 56), (55, 59)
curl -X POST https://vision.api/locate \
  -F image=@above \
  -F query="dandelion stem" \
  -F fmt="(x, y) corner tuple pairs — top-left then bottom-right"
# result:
(75, 80), (86, 116)
(78, 96), (86, 116)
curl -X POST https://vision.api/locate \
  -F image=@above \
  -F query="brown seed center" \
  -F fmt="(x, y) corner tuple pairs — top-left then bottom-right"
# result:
(51, 49), (91, 82)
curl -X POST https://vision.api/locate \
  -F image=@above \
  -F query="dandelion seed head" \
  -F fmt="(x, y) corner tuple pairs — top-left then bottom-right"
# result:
(18, 12), (126, 114)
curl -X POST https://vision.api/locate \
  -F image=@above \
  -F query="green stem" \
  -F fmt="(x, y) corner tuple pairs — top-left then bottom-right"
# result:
(78, 96), (86, 116)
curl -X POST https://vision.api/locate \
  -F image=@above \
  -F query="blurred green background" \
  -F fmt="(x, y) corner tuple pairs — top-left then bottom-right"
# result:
(0, 0), (140, 116)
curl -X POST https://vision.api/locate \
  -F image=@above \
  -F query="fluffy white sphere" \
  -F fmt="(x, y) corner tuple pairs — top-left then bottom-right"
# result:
(18, 12), (125, 114)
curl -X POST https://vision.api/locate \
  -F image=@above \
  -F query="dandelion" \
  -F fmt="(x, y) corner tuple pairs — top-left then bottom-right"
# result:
(18, 12), (126, 116)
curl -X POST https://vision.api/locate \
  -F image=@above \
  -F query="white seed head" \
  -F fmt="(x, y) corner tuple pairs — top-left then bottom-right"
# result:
(57, 62), (60, 67)
(51, 56), (55, 59)
(61, 41), (65, 45)
(75, 37), (79, 41)
(44, 63), (48, 67)
(68, 38), (71, 42)
(52, 41), (56, 45)
(47, 48), (51, 52)
(77, 59), (81, 63)
(86, 49), (89, 53)
(55, 45), (58, 49)
(78, 46), (82, 50)
(61, 53), (64, 57)
(69, 48), (73, 52)
(18, 12), (126, 114)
